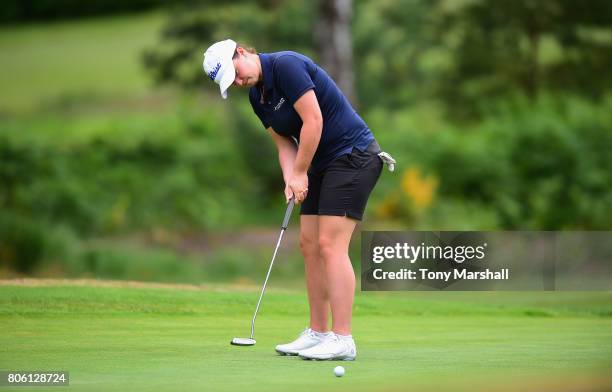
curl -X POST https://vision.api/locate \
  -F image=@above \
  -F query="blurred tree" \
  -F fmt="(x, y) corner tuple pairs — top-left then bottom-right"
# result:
(314, 0), (356, 105)
(353, 0), (612, 119)
(353, 0), (441, 111)
(436, 0), (612, 118)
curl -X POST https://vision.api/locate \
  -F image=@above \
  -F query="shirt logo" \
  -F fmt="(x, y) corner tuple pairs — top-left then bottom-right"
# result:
(274, 98), (285, 111)
(208, 62), (221, 81)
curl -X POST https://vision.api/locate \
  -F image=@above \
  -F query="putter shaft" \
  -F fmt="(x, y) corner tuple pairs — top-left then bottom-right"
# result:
(250, 228), (286, 339)
(248, 199), (295, 340)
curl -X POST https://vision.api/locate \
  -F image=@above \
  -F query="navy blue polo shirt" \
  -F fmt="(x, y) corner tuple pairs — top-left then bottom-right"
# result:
(249, 51), (374, 173)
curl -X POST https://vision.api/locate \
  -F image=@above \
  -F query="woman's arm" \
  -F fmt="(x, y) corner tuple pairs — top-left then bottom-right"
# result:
(292, 90), (323, 175)
(290, 89), (323, 203)
(267, 127), (298, 202)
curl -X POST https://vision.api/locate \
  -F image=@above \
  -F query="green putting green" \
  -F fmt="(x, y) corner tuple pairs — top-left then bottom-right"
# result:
(1, 281), (611, 391)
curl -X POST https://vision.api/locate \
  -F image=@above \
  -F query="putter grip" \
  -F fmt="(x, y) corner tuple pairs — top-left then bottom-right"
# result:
(282, 198), (295, 230)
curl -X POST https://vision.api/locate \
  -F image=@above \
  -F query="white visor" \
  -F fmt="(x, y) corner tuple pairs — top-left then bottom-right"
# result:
(218, 63), (236, 99)
(203, 39), (237, 99)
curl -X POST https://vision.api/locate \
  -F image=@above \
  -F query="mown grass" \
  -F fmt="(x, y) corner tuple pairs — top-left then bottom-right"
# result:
(1, 282), (611, 391)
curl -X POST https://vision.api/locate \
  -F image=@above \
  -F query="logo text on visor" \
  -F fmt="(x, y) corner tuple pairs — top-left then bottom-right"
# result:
(208, 62), (221, 81)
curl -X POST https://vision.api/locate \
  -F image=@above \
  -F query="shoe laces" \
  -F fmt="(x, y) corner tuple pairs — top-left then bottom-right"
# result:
(319, 333), (341, 347)
(328, 334), (354, 349)
(327, 334), (340, 342)
(315, 334), (353, 354)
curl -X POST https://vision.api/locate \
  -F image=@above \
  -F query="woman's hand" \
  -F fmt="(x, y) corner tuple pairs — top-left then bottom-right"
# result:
(284, 183), (294, 204)
(289, 171), (309, 204)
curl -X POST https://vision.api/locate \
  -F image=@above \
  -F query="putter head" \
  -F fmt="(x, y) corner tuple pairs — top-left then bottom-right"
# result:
(231, 337), (256, 346)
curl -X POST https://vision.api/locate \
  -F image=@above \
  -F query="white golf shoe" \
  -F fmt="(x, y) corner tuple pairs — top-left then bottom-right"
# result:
(275, 328), (331, 356)
(298, 333), (357, 361)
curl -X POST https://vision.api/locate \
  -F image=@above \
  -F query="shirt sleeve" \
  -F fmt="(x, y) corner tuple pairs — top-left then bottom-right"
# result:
(273, 55), (315, 105)
(249, 89), (269, 129)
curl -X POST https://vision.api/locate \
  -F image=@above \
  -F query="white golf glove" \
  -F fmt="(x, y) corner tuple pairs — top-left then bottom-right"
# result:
(377, 151), (396, 172)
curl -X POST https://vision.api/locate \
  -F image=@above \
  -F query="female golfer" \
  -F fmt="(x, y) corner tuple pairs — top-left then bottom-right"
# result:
(204, 39), (388, 361)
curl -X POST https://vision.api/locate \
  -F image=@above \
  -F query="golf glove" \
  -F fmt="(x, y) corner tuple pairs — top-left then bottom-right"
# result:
(378, 151), (396, 172)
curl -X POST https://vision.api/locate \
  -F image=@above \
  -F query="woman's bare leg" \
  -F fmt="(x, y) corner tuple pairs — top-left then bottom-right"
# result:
(300, 215), (329, 332)
(317, 215), (358, 335)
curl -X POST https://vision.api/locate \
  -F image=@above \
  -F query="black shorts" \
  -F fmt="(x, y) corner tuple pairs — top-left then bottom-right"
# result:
(300, 140), (383, 221)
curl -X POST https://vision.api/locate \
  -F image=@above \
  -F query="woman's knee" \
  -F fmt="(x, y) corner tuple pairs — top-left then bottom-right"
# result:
(300, 232), (318, 258)
(318, 236), (338, 262)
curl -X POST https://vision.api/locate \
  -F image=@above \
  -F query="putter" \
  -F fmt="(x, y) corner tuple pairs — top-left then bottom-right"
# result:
(231, 197), (295, 346)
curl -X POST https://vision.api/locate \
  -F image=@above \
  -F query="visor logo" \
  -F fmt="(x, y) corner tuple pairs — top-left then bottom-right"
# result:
(208, 62), (221, 81)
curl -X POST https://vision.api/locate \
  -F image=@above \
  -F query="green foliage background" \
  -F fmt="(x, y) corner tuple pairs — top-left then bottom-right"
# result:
(1, 0), (611, 281)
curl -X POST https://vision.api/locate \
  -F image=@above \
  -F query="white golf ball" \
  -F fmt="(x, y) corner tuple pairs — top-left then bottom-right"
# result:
(333, 365), (345, 377)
